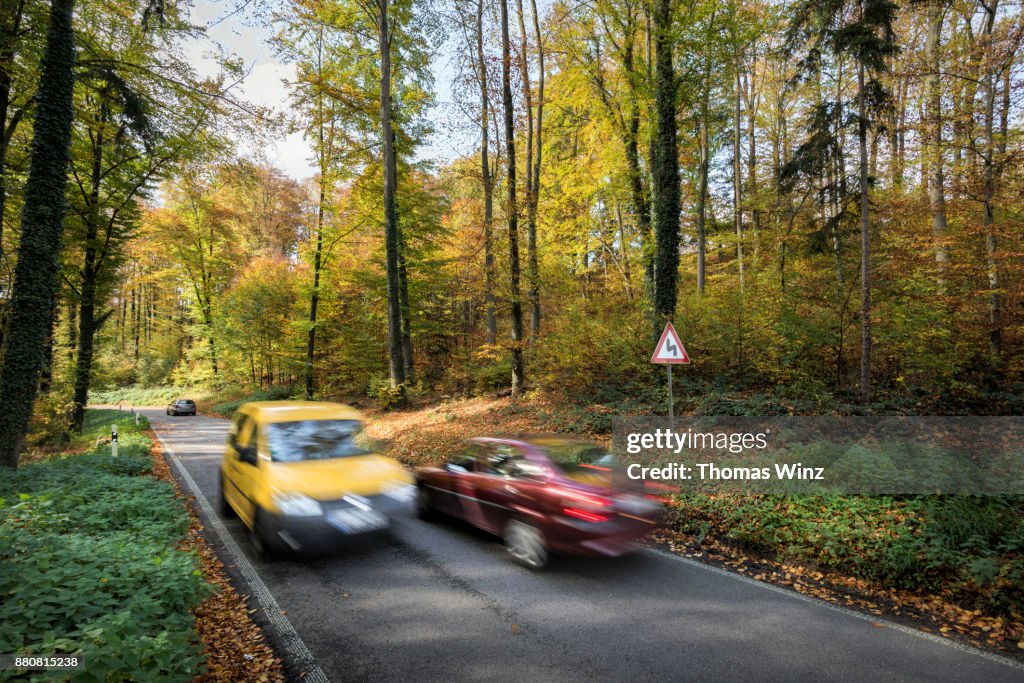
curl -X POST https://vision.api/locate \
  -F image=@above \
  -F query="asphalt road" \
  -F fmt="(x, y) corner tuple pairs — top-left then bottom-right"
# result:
(141, 408), (1024, 683)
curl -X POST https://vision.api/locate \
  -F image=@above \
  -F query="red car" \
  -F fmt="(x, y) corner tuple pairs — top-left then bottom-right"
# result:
(414, 436), (663, 568)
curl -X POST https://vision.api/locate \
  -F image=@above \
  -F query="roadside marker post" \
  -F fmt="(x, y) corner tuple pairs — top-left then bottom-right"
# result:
(650, 322), (690, 421)
(111, 425), (118, 458)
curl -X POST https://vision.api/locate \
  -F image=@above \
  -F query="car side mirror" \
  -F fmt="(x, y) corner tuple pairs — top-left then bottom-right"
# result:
(238, 446), (259, 466)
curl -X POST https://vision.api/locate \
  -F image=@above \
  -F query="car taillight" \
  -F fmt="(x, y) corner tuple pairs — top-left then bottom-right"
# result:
(559, 489), (612, 523)
(563, 507), (610, 523)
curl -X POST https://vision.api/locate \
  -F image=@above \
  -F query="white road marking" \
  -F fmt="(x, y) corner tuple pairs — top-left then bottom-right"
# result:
(646, 547), (1024, 672)
(152, 425), (330, 683)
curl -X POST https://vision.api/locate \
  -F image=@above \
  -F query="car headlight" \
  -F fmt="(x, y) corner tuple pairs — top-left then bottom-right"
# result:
(272, 493), (322, 517)
(382, 481), (416, 503)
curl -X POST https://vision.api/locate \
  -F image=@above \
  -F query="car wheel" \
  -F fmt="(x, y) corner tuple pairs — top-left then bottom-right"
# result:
(416, 486), (435, 521)
(219, 473), (236, 518)
(505, 519), (548, 569)
(250, 510), (279, 559)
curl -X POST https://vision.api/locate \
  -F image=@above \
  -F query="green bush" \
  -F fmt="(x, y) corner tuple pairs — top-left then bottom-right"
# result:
(0, 413), (209, 681)
(209, 384), (296, 418)
(669, 493), (1024, 613)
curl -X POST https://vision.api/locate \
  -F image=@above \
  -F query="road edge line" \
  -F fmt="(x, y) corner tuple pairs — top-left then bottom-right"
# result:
(152, 425), (330, 683)
(646, 547), (1024, 672)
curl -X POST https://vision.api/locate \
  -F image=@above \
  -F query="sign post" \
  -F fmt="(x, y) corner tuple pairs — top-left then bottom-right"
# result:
(650, 322), (690, 421)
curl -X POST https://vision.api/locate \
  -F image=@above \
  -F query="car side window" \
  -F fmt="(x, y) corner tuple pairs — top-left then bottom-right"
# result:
(235, 415), (255, 449)
(487, 445), (528, 476)
(447, 443), (482, 471)
(508, 458), (547, 481)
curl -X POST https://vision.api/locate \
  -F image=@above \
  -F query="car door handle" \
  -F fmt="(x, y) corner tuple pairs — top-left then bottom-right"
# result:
(505, 485), (518, 494)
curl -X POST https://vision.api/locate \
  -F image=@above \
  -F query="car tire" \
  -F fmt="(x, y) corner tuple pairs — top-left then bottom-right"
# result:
(219, 473), (236, 518)
(250, 509), (281, 560)
(416, 486), (435, 521)
(505, 518), (548, 569)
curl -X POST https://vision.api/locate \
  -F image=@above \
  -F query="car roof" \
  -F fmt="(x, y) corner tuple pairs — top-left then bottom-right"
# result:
(238, 400), (364, 424)
(473, 434), (602, 448)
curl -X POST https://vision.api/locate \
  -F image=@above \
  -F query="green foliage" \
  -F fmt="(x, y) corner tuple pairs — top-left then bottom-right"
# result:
(693, 392), (790, 417)
(89, 386), (196, 407)
(0, 412), (208, 680)
(532, 302), (652, 404)
(209, 385), (296, 418)
(670, 493), (1024, 613)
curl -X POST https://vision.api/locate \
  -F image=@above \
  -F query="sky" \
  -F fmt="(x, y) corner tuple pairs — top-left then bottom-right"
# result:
(183, 0), (467, 182)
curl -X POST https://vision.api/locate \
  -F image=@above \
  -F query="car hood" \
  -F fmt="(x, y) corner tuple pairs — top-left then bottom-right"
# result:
(266, 454), (412, 500)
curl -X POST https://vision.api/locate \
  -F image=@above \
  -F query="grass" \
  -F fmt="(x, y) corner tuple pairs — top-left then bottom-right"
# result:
(204, 385), (297, 419)
(90, 385), (209, 407)
(0, 409), (209, 681)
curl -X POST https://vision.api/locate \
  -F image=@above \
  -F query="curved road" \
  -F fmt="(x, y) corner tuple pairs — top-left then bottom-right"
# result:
(142, 409), (1022, 682)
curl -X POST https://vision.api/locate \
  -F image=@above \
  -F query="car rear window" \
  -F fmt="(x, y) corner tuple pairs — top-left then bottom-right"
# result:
(178, 400), (194, 405)
(265, 419), (376, 462)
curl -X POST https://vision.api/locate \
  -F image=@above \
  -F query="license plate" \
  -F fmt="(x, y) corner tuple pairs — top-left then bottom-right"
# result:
(327, 508), (389, 534)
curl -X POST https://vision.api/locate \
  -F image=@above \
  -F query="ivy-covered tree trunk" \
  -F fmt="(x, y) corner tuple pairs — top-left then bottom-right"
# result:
(0, 0), (75, 468)
(651, 0), (679, 332)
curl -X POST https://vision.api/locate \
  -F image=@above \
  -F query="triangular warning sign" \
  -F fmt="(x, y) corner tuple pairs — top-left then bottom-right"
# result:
(651, 322), (690, 364)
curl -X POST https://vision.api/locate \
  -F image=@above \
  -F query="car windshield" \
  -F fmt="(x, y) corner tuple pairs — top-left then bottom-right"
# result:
(265, 419), (376, 462)
(177, 400), (194, 405)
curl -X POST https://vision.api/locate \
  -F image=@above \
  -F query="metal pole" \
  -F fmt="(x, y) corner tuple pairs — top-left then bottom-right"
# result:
(668, 364), (673, 423)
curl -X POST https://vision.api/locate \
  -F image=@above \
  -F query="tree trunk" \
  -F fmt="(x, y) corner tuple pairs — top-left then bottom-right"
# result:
(305, 29), (329, 401)
(305, 180), (324, 400)
(0, 0), (26, 275)
(512, 0), (544, 339)
(378, 0), (406, 392)
(733, 65), (744, 290)
(618, 16), (653, 306)
(477, 0), (496, 346)
(71, 103), (105, 433)
(500, 0), (525, 396)
(697, 113), (709, 295)
(0, 0), (76, 468)
(925, 0), (949, 292)
(696, 46), (711, 295)
(132, 285), (139, 361)
(651, 0), (680, 331)
(858, 58), (872, 406)
(398, 231), (414, 383)
(979, 0), (1001, 358)
(528, 0), (543, 338)
(745, 67), (759, 249)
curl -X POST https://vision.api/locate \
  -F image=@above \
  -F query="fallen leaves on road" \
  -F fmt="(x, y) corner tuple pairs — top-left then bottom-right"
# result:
(148, 430), (285, 682)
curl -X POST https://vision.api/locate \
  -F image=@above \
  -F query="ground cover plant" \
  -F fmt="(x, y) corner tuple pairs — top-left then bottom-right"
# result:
(0, 410), (209, 682)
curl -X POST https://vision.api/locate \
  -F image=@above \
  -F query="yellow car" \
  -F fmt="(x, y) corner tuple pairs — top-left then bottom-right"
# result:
(219, 401), (415, 556)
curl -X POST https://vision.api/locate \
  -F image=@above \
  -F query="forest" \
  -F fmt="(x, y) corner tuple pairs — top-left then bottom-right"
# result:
(0, 0), (1022, 464)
